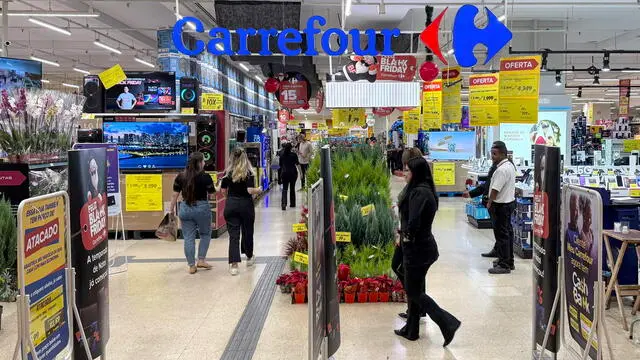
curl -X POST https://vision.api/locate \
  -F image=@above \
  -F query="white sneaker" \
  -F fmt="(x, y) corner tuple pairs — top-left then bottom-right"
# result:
(247, 256), (256, 267)
(229, 264), (239, 276)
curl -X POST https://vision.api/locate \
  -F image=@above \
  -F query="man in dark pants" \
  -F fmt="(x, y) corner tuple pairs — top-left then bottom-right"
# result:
(486, 141), (517, 274)
(463, 162), (498, 257)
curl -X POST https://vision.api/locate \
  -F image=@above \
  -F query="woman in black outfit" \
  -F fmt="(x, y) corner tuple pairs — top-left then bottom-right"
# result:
(221, 147), (262, 276)
(396, 157), (461, 344)
(279, 142), (299, 210)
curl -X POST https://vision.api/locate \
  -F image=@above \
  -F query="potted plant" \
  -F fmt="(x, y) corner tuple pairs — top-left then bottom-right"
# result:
(377, 275), (393, 302)
(356, 278), (368, 303)
(343, 279), (358, 304)
(337, 264), (350, 282)
(366, 278), (380, 303)
(292, 281), (307, 304)
(392, 280), (406, 303)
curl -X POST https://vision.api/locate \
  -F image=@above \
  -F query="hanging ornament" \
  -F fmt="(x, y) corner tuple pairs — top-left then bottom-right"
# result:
(302, 103), (310, 110)
(264, 77), (280, 93)
(419, 61), (439, 82)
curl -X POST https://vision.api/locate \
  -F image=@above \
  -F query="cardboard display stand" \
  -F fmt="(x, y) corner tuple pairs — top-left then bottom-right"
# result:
(308, 179), (327, 360)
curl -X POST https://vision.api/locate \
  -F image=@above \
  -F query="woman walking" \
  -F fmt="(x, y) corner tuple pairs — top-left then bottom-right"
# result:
(170, 152), (216, 274)
(396, 157), (461, 344)
(221, 147), (262, 275)
(279, 142), (299, 210)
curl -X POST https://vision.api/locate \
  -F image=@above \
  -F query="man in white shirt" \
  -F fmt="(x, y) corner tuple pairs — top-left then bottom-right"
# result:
(487, 141), (517, 274)
(117, 86), (136, 110)
(297, 133), (313, 189)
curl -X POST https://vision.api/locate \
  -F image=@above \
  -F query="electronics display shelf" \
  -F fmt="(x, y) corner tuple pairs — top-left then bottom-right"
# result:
(513, 187), (533, 259)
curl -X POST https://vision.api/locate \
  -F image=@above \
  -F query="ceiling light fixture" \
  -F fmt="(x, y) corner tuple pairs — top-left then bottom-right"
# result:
(541, 53), (548, 72)
(176, 14), (197, 31)
(622, 69), (640, 73)
(30, 56), (60, 67)
(602, 52), (610, 72)
(555, 71), (562, 86)
(447, 49), (455, 56)
(28, 18), (71, 36)
(215, 43), (224, 51)
(345, 0), (352, 16)
(239, 63), (250, 72)
(134, 57), (155, 68)
(62, 83), (80, 89)
(378, 0), (386, 15)
(40, 79), (50, 83)
(593, 72), (600, 85)
(497, 14), (506, 22)
(93, 40), (122, 54)
(1, 12), (99, 17)
(255, 75), (263, 82)
(577, 87), (582, 98)
(73, 68), (90, 75)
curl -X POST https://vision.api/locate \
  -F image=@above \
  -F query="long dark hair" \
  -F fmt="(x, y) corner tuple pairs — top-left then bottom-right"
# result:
(182, 152), (204, 205)
(407, 157), (439, 209)
(282, 142), (293, 155)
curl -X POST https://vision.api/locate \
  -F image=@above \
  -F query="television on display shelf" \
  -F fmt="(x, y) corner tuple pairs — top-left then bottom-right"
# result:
(104, 71), (176, 112)
(0, 57), (43, 90)
(102, 121), (189, 170)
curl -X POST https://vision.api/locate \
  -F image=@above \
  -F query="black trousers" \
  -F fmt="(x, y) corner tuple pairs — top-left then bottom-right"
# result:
(404, 261), (456, 338)
(490, 202), (515, 268)
(299, 163), (309, 188)
(224, 197), (255, 263)
(392, 244), (425, 313)
(281, 175), (297, 208)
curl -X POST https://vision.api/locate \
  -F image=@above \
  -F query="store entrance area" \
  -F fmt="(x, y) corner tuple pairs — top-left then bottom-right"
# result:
(1, 178), (637, 359)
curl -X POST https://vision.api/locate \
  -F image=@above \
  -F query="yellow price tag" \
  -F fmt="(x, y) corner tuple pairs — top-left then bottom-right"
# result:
(201, 93), (224, 111)
(207, 172), (218, 184)
(338, 194), (349, 201)
(81, 113), (96, 120)
(293, 252), (309, 264)
(181, 107), (194, 114)
(317, 123), (328, 130)
(361, 204), (375, 216)
(98, 64), (127, 90)
(630, 189), (640, 197)
(292, 223), (308, 232)
(336, 232), (351, 243)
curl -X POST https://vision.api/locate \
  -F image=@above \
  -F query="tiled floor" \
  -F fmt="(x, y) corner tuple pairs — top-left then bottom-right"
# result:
(1, 176), (640, 360)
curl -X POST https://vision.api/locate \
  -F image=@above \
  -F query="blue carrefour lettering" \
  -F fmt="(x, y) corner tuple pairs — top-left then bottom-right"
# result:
(172, 17), (205, 56)
(171, 15), (400, 57)
(452, 5), (512, 67)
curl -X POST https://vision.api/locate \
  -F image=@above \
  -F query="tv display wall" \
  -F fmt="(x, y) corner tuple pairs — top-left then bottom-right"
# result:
(104, 72), (176, 112)
(0, 57), (42, 89)
(103, 122), (188, 170)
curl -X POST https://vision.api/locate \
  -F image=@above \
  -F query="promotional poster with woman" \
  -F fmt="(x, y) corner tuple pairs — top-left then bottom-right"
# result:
(562, 186), (602, 359)
(68, 148), (110, 359)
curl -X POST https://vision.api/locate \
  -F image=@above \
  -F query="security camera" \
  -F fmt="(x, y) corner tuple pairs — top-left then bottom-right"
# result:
(4, 41), (11, 46)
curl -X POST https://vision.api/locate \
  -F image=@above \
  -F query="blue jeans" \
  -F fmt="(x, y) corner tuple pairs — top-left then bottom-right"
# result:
(179, 201), (212, 266)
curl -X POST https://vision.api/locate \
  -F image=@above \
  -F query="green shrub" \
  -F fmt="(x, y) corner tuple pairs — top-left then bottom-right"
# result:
(0, 197), (17, 273)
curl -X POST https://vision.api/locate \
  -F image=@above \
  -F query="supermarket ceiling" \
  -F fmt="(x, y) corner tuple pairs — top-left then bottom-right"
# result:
(2, 0), (640, 97)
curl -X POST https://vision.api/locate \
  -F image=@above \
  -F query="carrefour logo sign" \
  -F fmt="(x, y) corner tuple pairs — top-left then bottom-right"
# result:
(172, 4), (511, 66)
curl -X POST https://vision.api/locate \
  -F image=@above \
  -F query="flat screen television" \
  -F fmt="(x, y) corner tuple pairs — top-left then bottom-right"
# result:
(104, 71), (176, 112)
(0, 57), (43, 89)
(103, 122), (189, 170)
(425, 131), (477, 161)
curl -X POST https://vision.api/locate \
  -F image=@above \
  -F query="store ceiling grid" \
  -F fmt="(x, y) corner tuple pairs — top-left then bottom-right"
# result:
(2, 0), (640, 112)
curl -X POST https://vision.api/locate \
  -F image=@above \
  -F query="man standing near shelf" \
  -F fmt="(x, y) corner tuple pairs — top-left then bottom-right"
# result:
(486, 141), (517, 274)
(297, 133), (313, 189)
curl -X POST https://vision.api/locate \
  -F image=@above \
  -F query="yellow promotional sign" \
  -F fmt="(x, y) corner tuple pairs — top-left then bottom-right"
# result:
(630, 189), (640, 197)
(125, 174), (163, 211)
(441, 67), (462, 124)
(18, 192), (72, 355)
(181, 107), (194, 114)
(469, 74), (500, 126)
(336, 232), (352, 243)
(317, 123), (328, 130)
(98, 64), (127, 90)
(403, 108), (421, 134)
(361, 204), (375, 216)
(498, 55), (541, 124)
(422, 80), (443, 129)
(332, 108), (366, 128)
(292, 223), (308, 232)
(201, 93), (224, 111)
(328, 128), (347, 136)
(623, 139), (640, 152)
(433, 162), (456, 186)
(293, 251), (309, 264)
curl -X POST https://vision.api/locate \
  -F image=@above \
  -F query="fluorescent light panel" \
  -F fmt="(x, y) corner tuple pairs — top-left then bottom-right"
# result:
(239, 63), (250, 72)
(345, 0), (352, 16)
(176, 14), (197, 31)
(28, 18), (71, 36)
(134, 57), (155, 68)
(73, 68), (90, 75)
(40, 79), (50, 83)
(62, 83), (79, 89)
(93, 40), (122, 54)
(30, 56), (59, 67)
(2, 12), (99, 17)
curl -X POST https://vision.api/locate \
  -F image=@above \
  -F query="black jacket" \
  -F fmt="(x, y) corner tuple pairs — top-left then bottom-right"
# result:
(279, 152), (299, 180)
(399, 183), (439, 267)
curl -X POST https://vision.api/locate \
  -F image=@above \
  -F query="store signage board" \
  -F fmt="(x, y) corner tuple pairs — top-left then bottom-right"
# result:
(403, 108), (421, 134)
(125, 174), (163, 212)
(17, 192), (73, 360)
(619, 79), (631, 116)
(376, 56), (417, 81)
(422, 80), (443, 130)
(469, 74), (500, 126)
(73, 143), (122, 216)
(442, 67), (462, 124)
(433, 162), (456, 186)
(98, 64), (127, 90)
(279, 81), (308, 109)
(201, 93), (224, 111)
(332, 108), (365, 128)
(498, 55), (542, 124)
(172, 4), (511, 65)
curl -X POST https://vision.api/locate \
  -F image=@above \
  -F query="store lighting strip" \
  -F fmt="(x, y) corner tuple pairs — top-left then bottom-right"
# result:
(345, 0), (352, 16)
(176, 14), (197, 31)
(93, 40), (122, 54)
(40, 79), (50, 83)
(1, 12), (100, 17)
(201, 85), (276, 113)
(28, 18), (71, 36)
(202, 64), (274, 102)
(30, 56), (60, 67)
(134, 57), (155, 68)
(73, 68), (90, 75)
(62, 83), (80, 89)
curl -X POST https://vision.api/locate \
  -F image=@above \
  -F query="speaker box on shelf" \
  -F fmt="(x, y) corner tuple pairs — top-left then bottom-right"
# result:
(179, 78), (199, 112)
(196, 119), (217, 171)
(83, 75), (104, 113)
(77, 128), (103, 143)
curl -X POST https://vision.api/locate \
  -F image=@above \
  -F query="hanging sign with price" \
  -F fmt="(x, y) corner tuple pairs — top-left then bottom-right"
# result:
(469, 74), (500, 126)
(293, 251), (309, 264)
(422, 80), (443, 129)
(201, 93), (224, 111)
(403, 108), (421, 134)
(441, 67), (462, 124)
(279, 81), (308, 109)
(332, 108), (365, 128)
(498, 55), (541, 124)
(125, 174), (163, 211)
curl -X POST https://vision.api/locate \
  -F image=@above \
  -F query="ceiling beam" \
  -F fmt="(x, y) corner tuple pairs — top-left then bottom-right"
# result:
(56, 0), (156, 47)
(596, 28), (640, 49)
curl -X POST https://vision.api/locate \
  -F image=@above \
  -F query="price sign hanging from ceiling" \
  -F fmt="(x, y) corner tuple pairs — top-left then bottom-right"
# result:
(279, 80), (309, 109)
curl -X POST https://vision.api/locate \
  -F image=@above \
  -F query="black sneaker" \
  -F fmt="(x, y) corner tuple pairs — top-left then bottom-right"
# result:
(481, 250), (498, 258)
(493, 259), (515, 270)
(488, 265), (511, 274)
